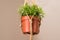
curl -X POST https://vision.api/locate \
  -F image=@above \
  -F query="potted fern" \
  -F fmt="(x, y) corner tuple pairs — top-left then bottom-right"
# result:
(18, 3), (44, 35)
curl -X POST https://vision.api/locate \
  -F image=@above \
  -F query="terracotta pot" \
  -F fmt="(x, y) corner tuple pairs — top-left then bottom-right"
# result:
(21, 16), (41, 35)
(32, 16), (41, 35)
(21, 16), (30, 34)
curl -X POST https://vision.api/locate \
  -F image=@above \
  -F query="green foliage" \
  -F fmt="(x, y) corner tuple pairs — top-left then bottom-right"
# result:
(18, 3), (45, 18)
(18, 3), (30, 16)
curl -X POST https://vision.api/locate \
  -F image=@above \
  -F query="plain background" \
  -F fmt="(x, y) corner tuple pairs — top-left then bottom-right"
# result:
(0, 0), (60, 40)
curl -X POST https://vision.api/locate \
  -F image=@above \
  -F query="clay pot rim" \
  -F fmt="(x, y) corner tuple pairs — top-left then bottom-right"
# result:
(21, 16), (41, 21)
(21, 16), (41, 19)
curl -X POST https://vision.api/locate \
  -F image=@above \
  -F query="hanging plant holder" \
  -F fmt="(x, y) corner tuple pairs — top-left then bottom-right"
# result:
(18, 0), (45, 40)
(18, 0), (45, 35)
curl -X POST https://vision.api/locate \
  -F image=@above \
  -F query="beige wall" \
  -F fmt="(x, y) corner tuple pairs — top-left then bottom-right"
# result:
(0, 0), (60, 40)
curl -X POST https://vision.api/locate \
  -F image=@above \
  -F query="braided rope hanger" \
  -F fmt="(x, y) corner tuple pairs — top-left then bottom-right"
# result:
(24, 0), (35, 5)
(24, 0), (36, 40)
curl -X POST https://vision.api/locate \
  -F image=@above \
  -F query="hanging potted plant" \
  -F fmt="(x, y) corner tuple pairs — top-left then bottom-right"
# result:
(18, 3), (31, 34)
(18, 3), (44, 35)
(30, 5), (44, 34)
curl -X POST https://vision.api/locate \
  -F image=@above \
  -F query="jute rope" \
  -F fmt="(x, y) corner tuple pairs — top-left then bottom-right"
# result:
(24, 0), (35, 5)
(24, 0), (36, 40)
(30, 18), (33, 40)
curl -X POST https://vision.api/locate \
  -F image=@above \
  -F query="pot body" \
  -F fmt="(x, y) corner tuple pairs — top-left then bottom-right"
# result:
(21, 16), (30, 34)
(32, 16), (41, 35)
(21, 16), (41, 34)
